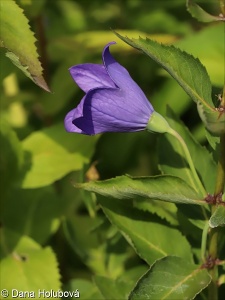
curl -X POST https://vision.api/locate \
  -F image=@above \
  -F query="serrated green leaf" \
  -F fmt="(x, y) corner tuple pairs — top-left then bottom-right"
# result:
(5, 51), (33, 81)
(98, 197), (193, 265)
(158, 107), (217, 194)
(133, 199), (178, 226)
(77, 175), (205, 205)
(18, 0), (46, 19)
(116, 32), (225, 135)
(0, 234), (61, 297)
(0, 0), (49, 91)
(129, 256), (211, 300)
(116, 32), (213, 108)
(209, 205), (225, 228)
(186, 0), (225, 22)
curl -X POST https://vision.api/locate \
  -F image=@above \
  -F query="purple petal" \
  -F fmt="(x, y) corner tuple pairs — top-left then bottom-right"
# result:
(71, 87), (153, 135)
(102, 42), (154, 113)
(69, 64), (116, 93)
(64, 97), (85, 133)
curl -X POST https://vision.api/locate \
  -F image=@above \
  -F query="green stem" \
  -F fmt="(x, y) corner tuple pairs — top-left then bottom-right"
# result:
(208, 133), (225, 300)
(208, 227), (219, 300)
(214, 134), (225, 195)
(201, 221), (209, 262)
(167, 127), (206, 197)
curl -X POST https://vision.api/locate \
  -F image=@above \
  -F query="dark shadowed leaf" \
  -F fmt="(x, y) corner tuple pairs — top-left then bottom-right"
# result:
(1, 186), (61, 244)
(0, 119), (24, 197)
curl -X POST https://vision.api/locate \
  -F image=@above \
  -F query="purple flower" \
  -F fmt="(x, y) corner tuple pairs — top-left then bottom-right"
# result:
(64, 41), (154, 135)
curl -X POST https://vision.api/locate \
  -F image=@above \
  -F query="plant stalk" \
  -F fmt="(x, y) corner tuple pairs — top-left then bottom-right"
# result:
(214, 134), (225, 196)
(208, 132), (225, 300)
(167, 128), (206, 197)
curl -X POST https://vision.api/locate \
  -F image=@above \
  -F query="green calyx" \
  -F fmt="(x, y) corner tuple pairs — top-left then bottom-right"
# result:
(146, 111), (171, 134)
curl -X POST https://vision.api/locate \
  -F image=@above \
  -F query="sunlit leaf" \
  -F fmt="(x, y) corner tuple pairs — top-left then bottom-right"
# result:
(0, 0), (49, 91)
(21, 123), (97, 188)
(0, 233), (61, 298)
(21, 139), (84, 188)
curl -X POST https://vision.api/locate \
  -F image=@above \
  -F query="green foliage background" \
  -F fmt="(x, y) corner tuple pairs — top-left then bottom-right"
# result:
(0, 0), (224, 299)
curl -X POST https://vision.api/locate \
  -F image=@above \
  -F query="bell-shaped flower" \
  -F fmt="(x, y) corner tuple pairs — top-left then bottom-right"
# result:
(64, 42), (169, 135)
